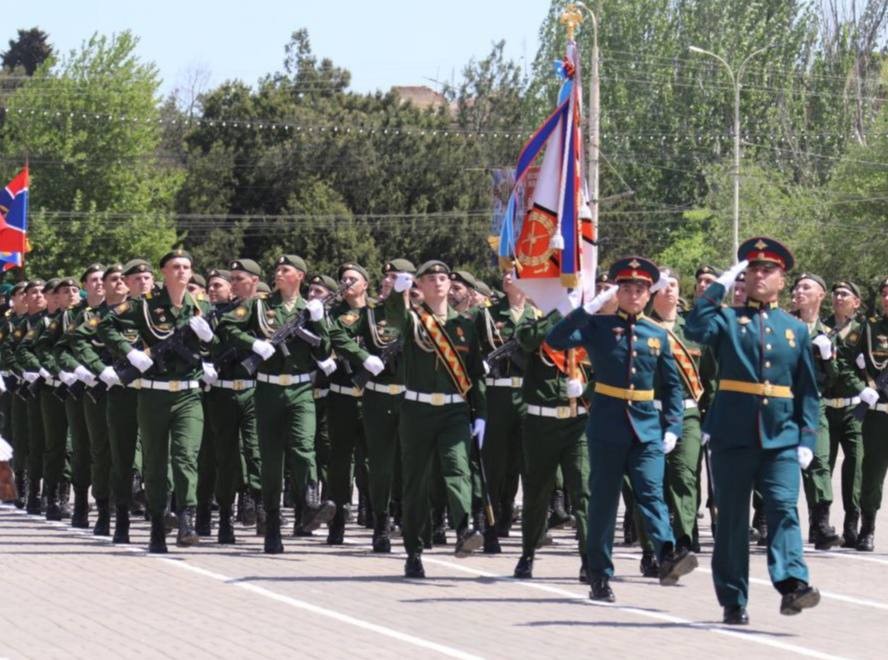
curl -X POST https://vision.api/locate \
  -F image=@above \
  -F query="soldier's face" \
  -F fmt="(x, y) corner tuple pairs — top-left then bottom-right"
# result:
(792, 279), (825, 311)
(230, 271), (258, 300)
(448, 280), (468, 306)
(732, 281), (747, 305)
(340, 269), (367, 302)
(125, 272), (153, 296)
(27, 287), (46, 312)
(695, 274), (717, 298)
(617, 282), (650, 315)
(746, 262), (784, 302)
(380, 272), (396, 299)
(59, 285), (80, 308)
(104, 273), (129, 299)
(274, 265), (303, 293)
(207, 277), (231, 303)
(831, 288), (860, 317)
(83, 272), (104, 299)
(12, 290), (27, 314)
(654, 277), (680, 308)
(420, 273), (450, 304)
(163, 258), (192, 287)
(307, 284), (331, 301)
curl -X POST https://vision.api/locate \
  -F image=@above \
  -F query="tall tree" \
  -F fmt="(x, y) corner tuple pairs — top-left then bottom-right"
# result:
(2, 27), (53, 75)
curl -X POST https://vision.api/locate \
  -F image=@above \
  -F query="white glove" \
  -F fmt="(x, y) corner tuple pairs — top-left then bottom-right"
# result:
(856, 353), (866, 370)
(99, 366), (122, 388)
(251, 339), (276, 360)
(189, 316), (214, 342)
(860, 386), (880, 408)
(0, 376), (6, 394)
(38, 368), (51, 381)
(22, 371), (39, 384)
(663, 431), (678, 454)
(394, 272), (414, 293)
(0, 436), (12, 461)
(797, 446), (813, 470)
(59, 371), (78, 387)
(471, 418), (486, 449)
(812, 334), (832, 360)
(305, 298), (324, 322)
(126, 349), (154, 373)
(566, 379), (584, 399)
(315, 356), (337, 376)
(363, 355), (385, 376)
(482, 360), (491, 375)
(701, 432), (710, 446)
(73, 365), (97, 386)
(716, 259), (749, 287)
(200, 361), (219, 385)
(583, 286), (617, 315)
(649, 273), (669, 293)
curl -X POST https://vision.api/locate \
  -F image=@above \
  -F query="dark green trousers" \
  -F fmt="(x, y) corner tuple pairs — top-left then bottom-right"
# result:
(327, 391), (364, 507)
(0, 388), (11, 455)
(66, 395), (91, 492)
(83, 390), (111, 500)
(206, 386), (257, 507)
(362, 388), (402, 516)
(255, 381), (316, 513)
(40, 386), (68, 491)
(26, 389), (45, 487)
(399, 400), (473, 554)
(11, 389), (29, 475)
(108, 386), (139, 507)
(827, 405), (863, 516)
(861, 410), (888, 515)
(313, 394), (330, 488)
(803, 405), (833, 509)
(137, 388), (203, 516)
(521, 414), (589, 556)
(197, 398), (215, 506)
(482, 386), (525, 526)
(665, 410), (702, 545)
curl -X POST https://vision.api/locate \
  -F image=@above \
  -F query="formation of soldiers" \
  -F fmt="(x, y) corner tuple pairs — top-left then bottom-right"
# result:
(0, 237), (887, 626)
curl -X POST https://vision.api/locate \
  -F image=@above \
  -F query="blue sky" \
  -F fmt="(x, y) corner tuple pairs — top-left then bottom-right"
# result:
(6, 1), (548, 96)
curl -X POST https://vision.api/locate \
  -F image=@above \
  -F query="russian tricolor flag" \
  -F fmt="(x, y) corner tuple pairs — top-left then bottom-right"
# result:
(0, 167), (29, 255)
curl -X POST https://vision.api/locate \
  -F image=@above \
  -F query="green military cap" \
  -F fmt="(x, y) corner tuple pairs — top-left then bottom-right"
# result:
(56, 277), (79, 290)
(25, 279), (45, 292)
(417, 260), (451, 277)
(256, 282), (272, 295)
(80, 262), (105, 282)
(383, 258), (416, 274)
(338, 262), (369, 283)
(659, 266), (681, 282)
(793, 272), (826, 292)
(159, 248), (193, 268)
(831, 280), (861, 299)
(308, 273), (338, 293)
(102, 264), (124, 279)
(11, 281), (28, 294)
(206, 268), (231, 283)
(229, 258), (262, 277)
(695, 264), (721, 279)
(474, 279), (493, 298)
(122, 259), (152, 276)
(189, 273), (207, 289)
(43, 277), (61, 293)
(450, 269), (477, 288)
(276, 254), (307, 273)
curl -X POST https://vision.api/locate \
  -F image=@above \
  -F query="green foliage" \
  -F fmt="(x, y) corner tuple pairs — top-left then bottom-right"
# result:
(2, 27), (53, 75)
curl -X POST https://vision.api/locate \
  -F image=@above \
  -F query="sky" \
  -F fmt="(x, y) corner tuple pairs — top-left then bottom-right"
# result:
(5, 1), (549, 97)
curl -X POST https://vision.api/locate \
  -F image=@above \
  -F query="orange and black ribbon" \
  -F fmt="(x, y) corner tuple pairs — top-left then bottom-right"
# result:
(416, 305), (473, 399)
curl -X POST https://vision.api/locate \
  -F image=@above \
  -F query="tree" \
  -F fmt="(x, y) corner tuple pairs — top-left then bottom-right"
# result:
(2, 27), (53, 75)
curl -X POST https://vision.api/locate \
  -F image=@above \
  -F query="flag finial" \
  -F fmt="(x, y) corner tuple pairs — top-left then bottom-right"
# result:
(560, 4), (584, 41)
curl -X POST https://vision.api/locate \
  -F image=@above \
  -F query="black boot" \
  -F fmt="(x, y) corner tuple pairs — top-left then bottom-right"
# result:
(432, 508), (447, 545)
(113, 505), (130, 544)
(176, 506), (199, 547)
(579, 554), (589, 584)
(26, 479), (41, 514)
(842, 511), (860, 548)
(514, 554), (534, 579)
(254, 493), (267, 536)
(857, 512), (875, 551)
(812, 502), (841, 550)
(622, 511), (637, 546)
(45, 484), (62, 521)
(590, 576), (615, 602)
(195, 502), (212, 536)
(13, 472), (26, 509)
(372, 513), (391, 553)
(723, 606), (749, 625)
(357, 491), (368, 528)
(149, 514), (167, 553)
(71, 487), (90, 529)
(326, 506), (346, 545)
(57, 482), (72, 519)
(93, 498), (111, 536)
(404, 552), (425, 578)
(264, 509), (284, 554)
(218, 505), (236, 544)
(779, 580), (821, 615)
(658, 545), (699, 586)
(454, 520), (483, 558)
(240, 490), (257, 527)
(301, 481), (336, 532)
(640, 550), (659, 577)
(547, 489), (572, 530)
(496, 501), (513, 538)
(292, 496), (313, 536)
(751, 507), (767, 546)
(483, 524), (501, 554)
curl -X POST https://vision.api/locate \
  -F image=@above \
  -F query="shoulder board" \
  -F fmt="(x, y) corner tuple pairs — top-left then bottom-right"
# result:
(230, 304), (250, 319)
(145, 291), (153, 300)
(115, 301), (131, 315)
(533, 308), (543, 319)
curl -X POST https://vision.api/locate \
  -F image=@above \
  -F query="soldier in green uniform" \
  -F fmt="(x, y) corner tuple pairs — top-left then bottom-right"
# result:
(791, 273), (841, 549)
(822, 280), (866, 547)
(855, 276), (888, 551)
(685, 237), (821, 624)
(2, 282), (29, 507)
(101, 250), (215, 553)
(18, 280), (46, 514)
(387, 261), (487, 577)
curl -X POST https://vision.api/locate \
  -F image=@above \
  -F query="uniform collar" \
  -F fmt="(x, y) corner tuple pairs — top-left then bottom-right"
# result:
(617, 309), (644, 323)
(746, 298), (779, 311)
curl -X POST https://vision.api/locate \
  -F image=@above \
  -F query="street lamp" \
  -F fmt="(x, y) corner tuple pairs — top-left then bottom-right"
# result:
(689, 44), (770, 263)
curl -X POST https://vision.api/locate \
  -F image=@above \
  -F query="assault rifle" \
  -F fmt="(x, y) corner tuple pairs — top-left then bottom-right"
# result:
(853, 366), (888, 421)
(351, 336), (404, 390)
(484, 338), (525, 378)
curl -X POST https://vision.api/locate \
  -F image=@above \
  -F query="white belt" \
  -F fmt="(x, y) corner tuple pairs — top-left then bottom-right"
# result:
(313, 388), (329, 400)
(824, 396), (860, 409)
(49, 379), (63, 387)
(126, 379), (142, 390)
(257, 372), (314, 386)
(364, 381), (405, 396)
(484, 377), (524, 388)
(653, 399), (698, 411)
(874, 403), (888, 414)
(330, 383), (363, 398)
(526, 404), (587, 419)
(0, 370), (10, 377)
(138, 379), (200, 392)
(404, 389), (464, 406)
(212, 379), (256, 391)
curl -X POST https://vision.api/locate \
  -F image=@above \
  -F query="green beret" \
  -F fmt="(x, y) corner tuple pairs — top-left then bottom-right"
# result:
(338, 262), (369, 283)
(793, 272), (826, 292)
(122, 259), (152, 276)
(56, 277), (79, 290)
(80, 263), (105, 282)
(206, 269), (231, 283)
(102, 264), (124, 279)
(159, 248), (193, 268)
(659, 267), (681, 282)
(189, 273), (207, 289)
(831, 280), (861, 299)
(43, 278), (62, 293)
(25, 279), (45, 292)
(276, 254), (307, 273)
(256, 282), (272, 295)
(449, 269), (476, 288)
(695, 264), (721, 279)
(229, 258), (262, 277)
(11, 281), (28, 294)
(383, 258), (416, 274)
(474, 280), (493, 298)
(308, 274), (338, 292)
(417, 260), (451, 277)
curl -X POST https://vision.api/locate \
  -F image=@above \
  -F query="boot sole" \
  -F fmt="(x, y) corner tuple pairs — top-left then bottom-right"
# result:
(814, 536), (842, 551)
(780, 589), (820, 615)
(454, 532), (483, 558)
(660, 552), (699, 586)
(176, 535), (200, 547)
(302, 502), (336, 532)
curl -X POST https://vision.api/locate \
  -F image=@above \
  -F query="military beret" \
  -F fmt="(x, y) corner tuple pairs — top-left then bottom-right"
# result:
(276, 254), (307, 273)
(11, 281), (28, 294)
(24, 279), (45, 292)
(831, 280), (860, 298)
(102, 264), (124, 279)
(229, 258), (262, 277)
(308, 274), (338, 293)
(55, 277), (79, 290)
(659, 267), (681, 282)
(0, 283), (12, 297)
(450, 269), (477, 288)
(738, 236), (794, 271)
(43, 277), (61, 293)
(338, 262), (369, 283)
(256, 282), (272, 295)
(189, 274), (207, 289)
(695, 264), (721, 279)
(80, 262), (105, 282)
(417, 260), (451, 277)
(793, 272), (826, 292)
(383, 258), (416, 274)
(159, 248), (193, 268)
(206, 269), (231, 283)
(122, 259), (152, 276)
(474, 280), (493, 298)
(609, 256), (660, 287)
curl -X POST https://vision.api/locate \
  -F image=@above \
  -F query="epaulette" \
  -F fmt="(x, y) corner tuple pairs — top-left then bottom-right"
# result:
(230, 304), (250, 320)
(533, 308), (543, 319)
(114, 301), (131, 315)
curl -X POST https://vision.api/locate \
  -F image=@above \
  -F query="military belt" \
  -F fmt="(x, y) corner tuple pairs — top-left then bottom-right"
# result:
(823, 396), (860, 408)
(719, 379), (792, 398)
(257, 372), (314, 387)
(873, 403), (888, 414)
(138, 379), (200, 392)
(212, 379), (256, 392)
(364, 382), (405, 396)
(484, 377), (523, 388)
(330, 383), (363, 398)
(653, 399), (698, 411)
(49, 379), (64, 388)
(404, 389), (463, 406)
(594, 382), (655, 402)
(526, 404), (587, 419)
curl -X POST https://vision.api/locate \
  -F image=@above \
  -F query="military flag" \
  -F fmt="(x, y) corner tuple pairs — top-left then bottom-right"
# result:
(0, 167), (29, 256)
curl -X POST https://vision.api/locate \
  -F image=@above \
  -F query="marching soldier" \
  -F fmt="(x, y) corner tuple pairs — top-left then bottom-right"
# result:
(547, 257), (696, 602)
(685, 237), (821, 624)
(2, 282), (29, 508)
